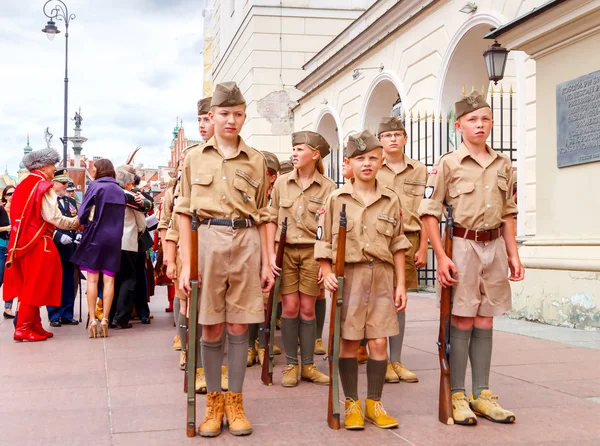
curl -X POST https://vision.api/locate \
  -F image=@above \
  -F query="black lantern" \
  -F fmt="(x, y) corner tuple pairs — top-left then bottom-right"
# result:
(41, 19), (60, 40)
(483, 40), (508, 85)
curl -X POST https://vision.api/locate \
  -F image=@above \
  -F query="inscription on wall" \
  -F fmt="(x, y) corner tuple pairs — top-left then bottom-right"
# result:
(556, 70), (600, 168)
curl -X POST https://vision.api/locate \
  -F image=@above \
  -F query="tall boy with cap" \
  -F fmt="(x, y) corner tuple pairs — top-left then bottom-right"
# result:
(316, 131), (411, 430)
(376, 116), (427, 384)
(176, 82), (274, 437)
(419, 91), (523, 425)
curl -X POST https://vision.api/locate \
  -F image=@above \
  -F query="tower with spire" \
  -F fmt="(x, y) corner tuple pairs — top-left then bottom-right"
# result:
(17, 135), (33, 182)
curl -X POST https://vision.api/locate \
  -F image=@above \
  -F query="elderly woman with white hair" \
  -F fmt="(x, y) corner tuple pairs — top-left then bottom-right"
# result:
(4, 148), (79, 342)
(108, 165), (146, 330)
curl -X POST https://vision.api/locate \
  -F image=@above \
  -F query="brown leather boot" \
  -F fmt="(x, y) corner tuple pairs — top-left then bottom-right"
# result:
(357, 345), (369, 364)
(198, 392), (225, 437)
(224, 391), (253, 436)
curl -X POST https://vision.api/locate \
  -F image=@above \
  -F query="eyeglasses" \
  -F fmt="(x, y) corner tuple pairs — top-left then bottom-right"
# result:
(380, 133), (406, 140)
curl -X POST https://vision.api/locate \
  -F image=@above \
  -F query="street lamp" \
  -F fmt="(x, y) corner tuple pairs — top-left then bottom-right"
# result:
(42, 1), (76, 168)
(483, 39), (509, 85)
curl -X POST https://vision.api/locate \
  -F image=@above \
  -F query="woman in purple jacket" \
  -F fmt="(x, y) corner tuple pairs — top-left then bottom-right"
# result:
(71, 159), (126, 338)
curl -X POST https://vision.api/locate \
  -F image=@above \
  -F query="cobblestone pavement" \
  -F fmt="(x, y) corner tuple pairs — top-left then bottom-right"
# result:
(2, 286), (600, 445)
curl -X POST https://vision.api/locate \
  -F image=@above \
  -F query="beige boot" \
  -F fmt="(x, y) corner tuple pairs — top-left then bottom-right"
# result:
(385, 362), (400, 383)
(391, 362), (418, 383)
(247, 348), (257, 367)
(357, 345), (368, 364)
(470, 390), (515, 423)
(224, 391), (253, 436)
(173, 335), (182, 351)
(221, 365), (229, 391)
(452, 392), (477, 425)
(344, 399), (365, 430)
(257, 348), (265, 366)
(195, 368), (207, 394)
(272, 342), (282, 355)
(314, 338), (326, 355)
(198, 392), (224, 437)
(364, 399), (399, 429)
(179, 350), (187, 371)
(281, 364), (299, 387)
(301, 364), (330, 385)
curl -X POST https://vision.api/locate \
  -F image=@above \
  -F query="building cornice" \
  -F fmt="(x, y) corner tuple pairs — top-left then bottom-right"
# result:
(295, 0), (440, 105)
(485, 0), (600, 59)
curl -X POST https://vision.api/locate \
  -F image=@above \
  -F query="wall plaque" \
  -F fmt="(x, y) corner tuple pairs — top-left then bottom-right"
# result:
(556, 70), (600, 168)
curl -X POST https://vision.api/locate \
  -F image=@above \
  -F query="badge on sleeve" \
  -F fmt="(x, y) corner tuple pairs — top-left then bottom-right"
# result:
(316, 226), (323, 241)
(424, 186), (434, 199)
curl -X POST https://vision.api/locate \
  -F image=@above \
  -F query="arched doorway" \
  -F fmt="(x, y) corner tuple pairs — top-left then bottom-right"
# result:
(361, 73), (406, 134)
(315, 108), (343, 186)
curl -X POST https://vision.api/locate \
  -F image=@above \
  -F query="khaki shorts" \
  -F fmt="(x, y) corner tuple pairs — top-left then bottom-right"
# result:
(403, 232), (420, 290)
(280, 244), (320, 297)
(449, 236), (512, 317)
(197, 225), (264, 325)
(340, 261), (400, 340)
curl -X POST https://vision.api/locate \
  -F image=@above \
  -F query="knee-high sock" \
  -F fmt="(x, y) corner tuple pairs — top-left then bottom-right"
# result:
(227, 332), (248, 393)
(202, 338), (223, 393)
(450, 326), (472, 395)
(470, 328), (493, 399)
(367, 358), (387, 401)
(281, 317), (299, 365)
(247, 323), (259, 349)
(315, 299), (326, 339)
(339, 357), (359, 401)
(389, 311), (406, 362)
(299, 318), (316, 366)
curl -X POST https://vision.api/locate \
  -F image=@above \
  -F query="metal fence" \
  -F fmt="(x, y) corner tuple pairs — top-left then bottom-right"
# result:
(326, 85), (517, 289)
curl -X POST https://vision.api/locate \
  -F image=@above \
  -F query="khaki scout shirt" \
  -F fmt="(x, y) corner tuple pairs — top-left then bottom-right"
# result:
(314, 180), (412, 266)
(268, 169), (336, 245)
(157, 187), (180, 244)
(174, 136), (269, 223)
(418, 143), (517, 230)
(377, 156), (427, 232)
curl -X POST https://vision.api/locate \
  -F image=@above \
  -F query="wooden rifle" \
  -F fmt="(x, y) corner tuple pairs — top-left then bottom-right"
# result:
(261, 217), (288, 386)
(438, 205), (454, 425)
(327, 204), (347, 430)
(186, 211), (200, 437)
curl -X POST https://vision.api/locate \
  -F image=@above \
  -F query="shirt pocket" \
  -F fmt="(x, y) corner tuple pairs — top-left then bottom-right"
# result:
(376, 218), (395, 238)
(448, 180), (475, 198)
(191, 174), (214, 210)
(307, 196), (325, 231)
(402, 181), (425, 214)
(233, 170), (259, 203)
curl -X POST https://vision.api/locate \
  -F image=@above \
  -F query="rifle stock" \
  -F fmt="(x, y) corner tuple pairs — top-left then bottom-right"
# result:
(186, 211), (200, 437)
(261, 218), (288, 386)
(438, 206), (454, 425)
(327, 204), (346, 430)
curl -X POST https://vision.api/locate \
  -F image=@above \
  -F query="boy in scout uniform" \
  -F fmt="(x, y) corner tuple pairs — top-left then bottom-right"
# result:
(419, 91), (524, 425)
(377, 116), (428, 384)
(317, 131), (412, 430)
(267, 131), (335, 387)
(247, 150), (282, 366)
(175, 82), (274, 437)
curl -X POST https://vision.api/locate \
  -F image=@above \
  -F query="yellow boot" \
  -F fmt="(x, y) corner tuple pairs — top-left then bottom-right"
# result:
(195, 368), (207, 394)
(314, 338), (326, 355)
(179, 350), (187, 371)
(470, 390), (515, 423)
(221, 365), (229, 391)
(257, 348), (265, 366)
(272, 342), (282, 355)
(364, 399), (399, 429)
(173, 335), (182, 351)
(385, 362), (400, 383)
(247, 348), (257, 367)
(301, 364), (330, 385)
(344, 399), (365, 430)
(391, 362), (418, 383)
(198, 392), (224, 437)
(357, 345), (368, 364)
(281, 364), (299, 387)
(452, 392), (477, 425)
(94, 299), (103, 322)
(224, 391), (253, 436)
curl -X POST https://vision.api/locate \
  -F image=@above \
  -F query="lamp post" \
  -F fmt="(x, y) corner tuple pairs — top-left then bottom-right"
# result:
(42, 0), (76, 168)
(483, 39), (509, 85)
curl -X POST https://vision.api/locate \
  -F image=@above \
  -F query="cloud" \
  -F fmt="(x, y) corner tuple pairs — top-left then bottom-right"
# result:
(0, 0), (205, 173)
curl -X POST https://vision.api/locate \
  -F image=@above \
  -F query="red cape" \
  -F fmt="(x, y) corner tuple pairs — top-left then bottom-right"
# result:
(3, 171), (63, 306)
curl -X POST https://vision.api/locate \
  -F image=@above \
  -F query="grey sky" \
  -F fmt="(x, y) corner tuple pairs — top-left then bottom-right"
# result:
(0, 0), (205, 175)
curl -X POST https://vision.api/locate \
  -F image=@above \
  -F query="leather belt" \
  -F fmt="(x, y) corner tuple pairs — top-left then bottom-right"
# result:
(453, 226), (502, 242)
(200, 218), (255, 229)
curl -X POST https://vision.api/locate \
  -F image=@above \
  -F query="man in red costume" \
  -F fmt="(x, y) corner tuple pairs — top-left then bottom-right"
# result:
(4, 148), (79, 342)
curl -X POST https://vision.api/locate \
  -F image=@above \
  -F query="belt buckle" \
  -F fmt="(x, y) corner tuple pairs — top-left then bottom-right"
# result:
(232, 219), (245, 229)
(474, 229), (483, 242)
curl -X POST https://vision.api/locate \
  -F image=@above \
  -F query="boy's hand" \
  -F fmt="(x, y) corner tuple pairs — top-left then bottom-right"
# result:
(179, 265), (198, 298)
(166, 261), (177, 280)
(317, 267), (324, 285)
(508, 255), (525, 281)
(261, 264), (275, 293)
(437, 255), (458, 288)
(394, 286), (407, 312)
(270, 253), (281, 277)
(414, 247), (428, 269)
(323, 273), (338, 292)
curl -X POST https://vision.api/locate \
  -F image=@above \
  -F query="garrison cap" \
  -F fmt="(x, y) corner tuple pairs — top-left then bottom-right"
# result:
(377, 116), (405, 136)
(66, 180), (75, 191)
(344, 130), (382, 158)
(53, 168), (69, 183)
(23, 148), (61, 171)
(197, 97), (212, 116)
(455, 91), (491, 119)
(279, 159), (293, 174)
(211, 82), (245, 107)
(291, 131), (330, 159)
(262, 151), (280, 173)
